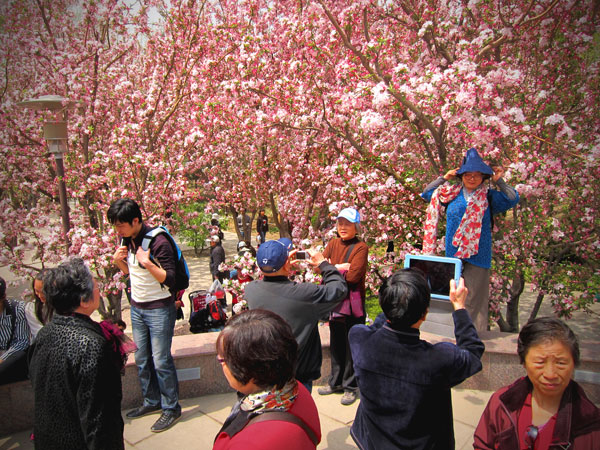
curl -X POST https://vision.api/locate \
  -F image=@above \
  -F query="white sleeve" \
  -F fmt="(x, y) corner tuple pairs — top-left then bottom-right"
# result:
(24, 302), (43, 339)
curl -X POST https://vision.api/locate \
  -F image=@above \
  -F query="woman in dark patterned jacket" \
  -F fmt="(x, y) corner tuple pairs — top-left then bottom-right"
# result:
(29, 258), (124, 450)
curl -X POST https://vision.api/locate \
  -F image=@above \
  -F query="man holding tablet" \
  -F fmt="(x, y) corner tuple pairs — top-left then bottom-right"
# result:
(348, 269), (484, 449)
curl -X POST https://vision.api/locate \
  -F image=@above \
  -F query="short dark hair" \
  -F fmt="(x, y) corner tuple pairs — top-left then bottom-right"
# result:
(378, 269), (430, 328)
(43, 258), (94, 315)
(0, 276), (6, 301)
(107, 198), (143, 225)
(517, 317), (580, 366)
(216, 309), (298, 390)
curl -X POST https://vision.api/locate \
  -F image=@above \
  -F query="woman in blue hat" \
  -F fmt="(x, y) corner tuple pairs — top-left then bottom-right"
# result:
(421, 148), (519, 332)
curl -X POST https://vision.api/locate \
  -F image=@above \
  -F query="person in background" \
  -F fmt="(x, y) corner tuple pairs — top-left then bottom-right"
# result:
(236, 240), (256, 258)
(384, 240), (395, 262)
(28, 258), (124, 449)
(317, 207), (368, 406)
(210, 235), (227, 283)
(24, 268), (53, 339)
(211, 213), (224, 241)
(421, 148), (519, 332)
(256, 209), (268, 245)
(349, 270), (484, 449)
(237, 209), (251, 240)
(474, 317), (600, 449)
(0, 276), (30, 385)
(213, 309), (321, 449)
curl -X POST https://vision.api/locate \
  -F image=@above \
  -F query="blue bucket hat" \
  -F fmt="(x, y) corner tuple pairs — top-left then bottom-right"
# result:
(336, 207), (361, 223)
(456, 148), (493, 177)
(256, 238), (293, 273)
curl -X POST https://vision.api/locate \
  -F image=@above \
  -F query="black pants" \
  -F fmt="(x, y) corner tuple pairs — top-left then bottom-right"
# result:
(0, 350), (29, 385)
(328, 315), (365, 392)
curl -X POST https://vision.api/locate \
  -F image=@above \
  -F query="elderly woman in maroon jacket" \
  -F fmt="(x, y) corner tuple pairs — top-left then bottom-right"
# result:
(474, 317), (600, 449)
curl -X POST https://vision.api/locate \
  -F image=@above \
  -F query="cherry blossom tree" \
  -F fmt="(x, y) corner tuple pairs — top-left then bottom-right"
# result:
(1, 0), (598, 328)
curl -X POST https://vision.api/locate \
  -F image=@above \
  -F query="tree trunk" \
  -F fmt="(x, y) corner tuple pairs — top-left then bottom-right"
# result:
(506, 270), (525, 331)
(243, 211), (255, 244)
(495, 260), (525, 332)
(229, 206), (242, 241)
(528, 292), (545, 322)
(268, 193), (291, 238)
(98, 266), (123, 321)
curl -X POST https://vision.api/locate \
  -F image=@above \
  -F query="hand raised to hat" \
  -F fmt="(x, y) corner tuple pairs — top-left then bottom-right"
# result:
(491, 165), (505, 183)
(443, 168), (459, 181)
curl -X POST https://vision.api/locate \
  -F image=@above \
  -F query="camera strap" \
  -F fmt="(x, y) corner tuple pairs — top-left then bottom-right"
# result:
(343, 244), (356, 264)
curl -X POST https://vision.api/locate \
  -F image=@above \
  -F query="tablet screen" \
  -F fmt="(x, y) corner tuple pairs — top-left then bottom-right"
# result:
(404, 255), (462, 300)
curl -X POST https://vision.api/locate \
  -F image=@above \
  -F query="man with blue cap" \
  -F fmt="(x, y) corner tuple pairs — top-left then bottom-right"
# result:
(421, 148), (519, 332)
(244, 238), (348, 393)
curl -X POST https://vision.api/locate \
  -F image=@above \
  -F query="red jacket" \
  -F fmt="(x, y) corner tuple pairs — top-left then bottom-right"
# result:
(213, 383), (321, 450)
(474, 377), (600, 449)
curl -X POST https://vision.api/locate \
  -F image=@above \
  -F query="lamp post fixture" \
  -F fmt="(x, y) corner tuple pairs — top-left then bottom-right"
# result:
(17, 95), (77, 256)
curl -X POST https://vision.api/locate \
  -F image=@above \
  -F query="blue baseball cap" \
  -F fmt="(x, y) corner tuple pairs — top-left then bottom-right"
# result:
(336, 207), (360, 223)
(256, 238), (293, 273)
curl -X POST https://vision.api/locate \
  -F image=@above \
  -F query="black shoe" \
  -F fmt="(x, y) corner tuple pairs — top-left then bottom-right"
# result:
(317, 385), (343, 395)
(151, 410), (181, 433)
(126, 404), (161, 419)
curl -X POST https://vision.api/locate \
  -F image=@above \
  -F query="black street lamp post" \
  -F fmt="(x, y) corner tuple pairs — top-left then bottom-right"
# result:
(18, 95), (77, 257)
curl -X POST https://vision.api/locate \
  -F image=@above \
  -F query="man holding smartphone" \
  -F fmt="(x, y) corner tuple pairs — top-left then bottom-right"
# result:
(107, 199), (181, 433)
(244, 238), (348, 393)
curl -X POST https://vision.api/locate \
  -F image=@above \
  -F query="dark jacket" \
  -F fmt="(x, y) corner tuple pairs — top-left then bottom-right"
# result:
(474, 377), (600, 449)
(29, 314), (124, 450)
(256, 215), (268, 234)
(210, 243), (226, 277)
(244, 262), (347, 383)
(349, 310), (484, 450)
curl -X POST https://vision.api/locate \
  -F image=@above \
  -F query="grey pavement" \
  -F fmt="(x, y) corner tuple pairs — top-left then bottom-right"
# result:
(0, 387), (493, 449)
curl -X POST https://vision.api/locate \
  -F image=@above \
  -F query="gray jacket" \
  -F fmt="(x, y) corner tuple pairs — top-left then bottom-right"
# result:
(244, 261), (347, 383)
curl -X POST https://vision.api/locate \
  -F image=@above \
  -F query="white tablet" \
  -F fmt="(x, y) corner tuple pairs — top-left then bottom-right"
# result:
(403, 254), (463, 300)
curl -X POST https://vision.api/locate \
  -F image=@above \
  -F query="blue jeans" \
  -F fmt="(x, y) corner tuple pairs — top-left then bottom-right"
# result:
(131, 303), (180, 412)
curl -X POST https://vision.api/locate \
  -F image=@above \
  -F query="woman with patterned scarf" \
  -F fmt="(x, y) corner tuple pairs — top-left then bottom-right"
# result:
(213, 309), (321, 449)
(421, 148), (519, 332)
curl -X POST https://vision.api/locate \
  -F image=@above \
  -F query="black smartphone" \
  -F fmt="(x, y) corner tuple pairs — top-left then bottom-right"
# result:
(296, 251), (309, 260)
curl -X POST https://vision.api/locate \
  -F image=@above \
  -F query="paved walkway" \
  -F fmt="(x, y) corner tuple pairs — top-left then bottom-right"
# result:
(0, 387), (493, 449)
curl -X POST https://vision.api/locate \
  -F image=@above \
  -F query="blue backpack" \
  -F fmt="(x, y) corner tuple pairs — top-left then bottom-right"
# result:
(141, 226), (190, 292)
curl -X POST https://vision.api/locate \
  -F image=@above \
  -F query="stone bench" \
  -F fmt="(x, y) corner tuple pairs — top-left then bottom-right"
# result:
(1, 326), (598, 436)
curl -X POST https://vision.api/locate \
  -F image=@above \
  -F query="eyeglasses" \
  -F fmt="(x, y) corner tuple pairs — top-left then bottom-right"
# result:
(216, 356), (225, 364)
(462, 172), (483, 179)
(525, 425), (538, 449)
